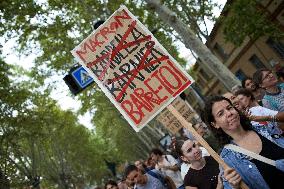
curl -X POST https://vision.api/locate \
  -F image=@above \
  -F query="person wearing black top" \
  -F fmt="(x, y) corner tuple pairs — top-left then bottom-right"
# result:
(251, 132), (284, 189)
(202, 95), (284, 189)
(175, 139), (241, 189)
(184, 156), (219, 189)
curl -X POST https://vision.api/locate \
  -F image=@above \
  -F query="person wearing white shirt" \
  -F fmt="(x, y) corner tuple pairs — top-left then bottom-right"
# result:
(235, 88), (284, 135)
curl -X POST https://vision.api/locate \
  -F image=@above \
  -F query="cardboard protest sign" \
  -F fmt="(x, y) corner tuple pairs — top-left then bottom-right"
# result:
(157, 96), (195, 134)
(71, 5), (194, 132)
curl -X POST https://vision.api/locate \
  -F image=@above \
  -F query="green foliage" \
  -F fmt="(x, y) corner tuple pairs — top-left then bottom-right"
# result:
(0, 58), (112, 188)
(223, 0), (283, 46)
(0, 0), (221, 186)
(187, 66), (197, 80)
(161, 0), (220, 41)
(1, 0), (187, 75)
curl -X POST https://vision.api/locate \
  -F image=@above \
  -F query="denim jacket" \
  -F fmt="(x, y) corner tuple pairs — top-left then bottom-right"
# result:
(220, 127), (284, 189)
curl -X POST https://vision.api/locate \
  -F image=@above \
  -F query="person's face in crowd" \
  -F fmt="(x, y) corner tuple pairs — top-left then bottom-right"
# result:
(125, 178), (135, 188)
(236, 94), (251, 109)
(193, 123), (206, 137)
(260, 70), (278, 88)
(171, 136), (176, 144)
(170, 137), (176, 149)
(117, 180), (128, 189)
(106, 184), (118, 189)
(232, 99), (243, 111)
(134, 160), (144, 171)
(244, 79), (256, 90)
(222, 92), (235, 101)
(211, 100), (241, 133)
(150, 153), (159, 163)
(180, 140), (202, 162)
(145, 158), (155, 168)
(127, 170), (146, 185)
(223, 92), (244, 111)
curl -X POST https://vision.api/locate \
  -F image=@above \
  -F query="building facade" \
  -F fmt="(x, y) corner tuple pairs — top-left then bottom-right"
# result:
(188, 0), (284, 109)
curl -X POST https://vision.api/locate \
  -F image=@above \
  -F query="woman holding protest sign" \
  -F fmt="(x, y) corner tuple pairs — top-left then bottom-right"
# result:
(175, 139), (241, 189)
(203, 95), (284, 189)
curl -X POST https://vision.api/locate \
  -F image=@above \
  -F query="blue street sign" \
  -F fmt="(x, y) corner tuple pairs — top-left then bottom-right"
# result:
(71, 66), (94, 88)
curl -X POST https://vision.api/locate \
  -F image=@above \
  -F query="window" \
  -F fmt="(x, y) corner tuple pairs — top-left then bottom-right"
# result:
(199, 69), (211, 81)
(213, 43), (229, 61)
(267, 38), (284, 59)
(235, 69), (247, 81)
(191, 83), (204, 100)
(249, 54), (266, 69)
(198, 78), (206, 89)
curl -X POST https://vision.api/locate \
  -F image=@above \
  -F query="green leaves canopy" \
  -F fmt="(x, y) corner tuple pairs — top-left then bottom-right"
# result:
(0, 0), (220, 187)
(223, 0), (283, 46)
(0, 58), (113, 188)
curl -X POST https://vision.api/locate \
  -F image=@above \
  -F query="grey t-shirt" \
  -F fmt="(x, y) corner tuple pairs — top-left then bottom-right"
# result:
(135, 173), (167, 189)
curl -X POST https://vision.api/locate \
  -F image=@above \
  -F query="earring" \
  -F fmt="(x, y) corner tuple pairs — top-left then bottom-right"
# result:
(211, 122), (219, 129)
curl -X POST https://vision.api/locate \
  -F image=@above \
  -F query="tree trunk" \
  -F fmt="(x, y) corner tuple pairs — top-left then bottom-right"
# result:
(136, 132), (153, 152)
(145, 0), (240, 90)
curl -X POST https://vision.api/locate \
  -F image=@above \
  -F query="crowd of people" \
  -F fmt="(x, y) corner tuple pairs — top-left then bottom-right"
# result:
(97, 68), (284, 189)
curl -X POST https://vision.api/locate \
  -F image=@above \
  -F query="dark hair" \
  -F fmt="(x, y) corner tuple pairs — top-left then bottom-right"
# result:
(241, 77), (252, 88)
(150, 148), (163, 156)
(175, 140), (186, 158)
(252, 68), (270, 86)
(104, 180), (117, 189)
(234, 88), (255, 101)
(202, 96), (252, 145)
(276, 71), (284, 79)
(124, 164), (138, 177)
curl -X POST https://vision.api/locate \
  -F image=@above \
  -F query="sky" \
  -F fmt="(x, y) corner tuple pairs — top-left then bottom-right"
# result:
(1, 0), (226, 130)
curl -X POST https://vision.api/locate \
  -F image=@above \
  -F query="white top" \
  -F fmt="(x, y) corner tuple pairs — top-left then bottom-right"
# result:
(180, 163), (190, 180)
(250, 105), (278, 117)
(200, 146), (210, 157)
(156, 155), (184, 188)
(249, 106), (282, 135)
